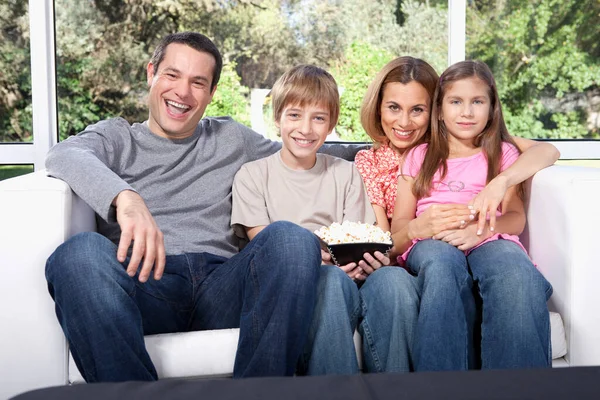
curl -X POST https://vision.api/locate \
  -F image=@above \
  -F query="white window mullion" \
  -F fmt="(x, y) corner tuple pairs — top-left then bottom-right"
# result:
(29, 0), (58, 171)
(448, 0), (466, 66)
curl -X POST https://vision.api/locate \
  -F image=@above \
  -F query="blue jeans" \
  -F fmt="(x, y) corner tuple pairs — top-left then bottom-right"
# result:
(299, 265), (420, 375)
(359, 267), (420, 373)
(45, 221), (321, 382)
(408, 239), (552, 371)
(298, 265), (360, 375)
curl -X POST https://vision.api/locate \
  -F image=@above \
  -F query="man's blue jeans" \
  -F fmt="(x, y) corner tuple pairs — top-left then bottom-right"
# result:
(299, 266), (420, 374)
(45, 221), (321, 382)
(408, 239), (552, 371)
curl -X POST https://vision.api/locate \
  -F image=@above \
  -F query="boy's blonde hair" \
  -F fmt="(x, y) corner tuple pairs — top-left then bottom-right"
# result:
(271, 65), (340, 131)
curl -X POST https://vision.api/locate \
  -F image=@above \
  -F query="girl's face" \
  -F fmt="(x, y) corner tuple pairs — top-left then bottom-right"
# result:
(379, 81), (431, 153)
(440, 77), (491, 147)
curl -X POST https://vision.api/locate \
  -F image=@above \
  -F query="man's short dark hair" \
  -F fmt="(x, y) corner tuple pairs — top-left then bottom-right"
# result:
(150, 32), (223, 91)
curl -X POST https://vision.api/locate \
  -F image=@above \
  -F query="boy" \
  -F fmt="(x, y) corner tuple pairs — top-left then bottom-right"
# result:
(231, 65), (386, 375)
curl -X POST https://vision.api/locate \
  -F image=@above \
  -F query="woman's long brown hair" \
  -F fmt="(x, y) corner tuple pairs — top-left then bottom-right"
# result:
(413, 60), (521, 199)
(360, 56), (439, 152)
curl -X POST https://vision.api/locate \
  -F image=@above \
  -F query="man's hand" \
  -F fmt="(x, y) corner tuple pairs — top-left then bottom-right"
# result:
(408, 204), (474, 239)
(338, 262), (367, 282)
(114, 190), (166, 282)
(357, 251), (391, 276)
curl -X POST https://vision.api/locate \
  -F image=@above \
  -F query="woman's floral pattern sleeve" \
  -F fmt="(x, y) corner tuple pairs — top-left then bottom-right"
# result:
(355, 149), (386, 208)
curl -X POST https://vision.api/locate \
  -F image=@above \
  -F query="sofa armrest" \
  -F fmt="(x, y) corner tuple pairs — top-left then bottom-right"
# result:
(0, 171), (96, 399)
(522, 165), (600, 367)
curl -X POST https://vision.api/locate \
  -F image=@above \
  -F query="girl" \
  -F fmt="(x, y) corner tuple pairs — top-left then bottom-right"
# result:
(391, 60), (553, 371)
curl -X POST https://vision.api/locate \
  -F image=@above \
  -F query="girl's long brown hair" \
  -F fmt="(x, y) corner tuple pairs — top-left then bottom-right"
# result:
(413, 60), (521, 199)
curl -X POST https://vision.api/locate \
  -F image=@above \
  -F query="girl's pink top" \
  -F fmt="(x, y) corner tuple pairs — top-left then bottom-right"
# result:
(398, 142), (527, 265)
(355, 144), (401, 222)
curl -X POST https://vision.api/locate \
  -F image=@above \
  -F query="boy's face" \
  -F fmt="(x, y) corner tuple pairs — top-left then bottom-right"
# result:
(146, 43), (217, 140)
(277, 102), (332, 170)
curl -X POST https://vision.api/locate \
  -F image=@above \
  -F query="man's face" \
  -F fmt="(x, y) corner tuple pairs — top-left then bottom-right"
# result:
(146, 43), (217, 139)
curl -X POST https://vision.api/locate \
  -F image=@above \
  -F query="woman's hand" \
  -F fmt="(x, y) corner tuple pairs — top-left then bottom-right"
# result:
(468, 175), (509, 235)
(407, 203), (474, 239)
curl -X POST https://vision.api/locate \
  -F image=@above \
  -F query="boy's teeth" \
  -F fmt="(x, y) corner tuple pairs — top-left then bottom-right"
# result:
(295, 139), (313, 144)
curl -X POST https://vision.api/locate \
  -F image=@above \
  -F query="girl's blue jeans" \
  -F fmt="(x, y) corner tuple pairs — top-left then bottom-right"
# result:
(45, 221), (321, 382)
(407, 238), (553, 371)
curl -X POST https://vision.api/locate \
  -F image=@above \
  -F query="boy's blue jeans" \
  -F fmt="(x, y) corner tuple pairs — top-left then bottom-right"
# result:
(298, 265), (420, 374)
(408, 239), (553, 371)
(45, 221), (321, 382)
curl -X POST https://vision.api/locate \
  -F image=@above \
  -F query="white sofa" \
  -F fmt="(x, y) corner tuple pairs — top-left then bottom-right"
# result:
(1, 164), (599, 399)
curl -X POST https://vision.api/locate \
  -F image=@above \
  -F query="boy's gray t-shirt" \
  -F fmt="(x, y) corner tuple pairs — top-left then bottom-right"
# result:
(45, 116), (281, 258)
(231, 151), (376, 239)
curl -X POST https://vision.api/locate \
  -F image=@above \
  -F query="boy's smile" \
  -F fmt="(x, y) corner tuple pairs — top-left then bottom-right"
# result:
(277, 103), (332, 170)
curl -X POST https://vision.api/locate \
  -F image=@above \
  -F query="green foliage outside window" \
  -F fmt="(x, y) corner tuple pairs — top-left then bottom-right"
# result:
(0, 0), (598, 143)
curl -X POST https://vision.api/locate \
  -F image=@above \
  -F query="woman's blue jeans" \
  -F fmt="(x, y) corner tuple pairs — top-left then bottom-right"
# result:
(45, 221), (321, 382)
(408, 239), (553, 371)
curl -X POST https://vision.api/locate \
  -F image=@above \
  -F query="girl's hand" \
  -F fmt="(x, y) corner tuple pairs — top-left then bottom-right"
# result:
(338, 262), (366, 281)
(408, 203), (474, 239)
(357, 251), (391, 276)
(469, 175), (509, 235)
(433, 223), (490, 251)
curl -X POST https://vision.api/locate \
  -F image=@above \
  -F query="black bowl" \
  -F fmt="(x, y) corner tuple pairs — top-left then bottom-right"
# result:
(326, 242), (392, 266)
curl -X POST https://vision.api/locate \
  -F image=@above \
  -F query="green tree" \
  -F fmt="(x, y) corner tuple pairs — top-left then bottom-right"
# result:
(467, 0), (600, 139)
(331, 42), (395, 141)
(0, 0), (31, 142)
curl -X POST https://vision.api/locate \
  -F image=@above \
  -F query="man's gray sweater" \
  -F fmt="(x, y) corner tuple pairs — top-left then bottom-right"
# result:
(46, 117), (281, 258)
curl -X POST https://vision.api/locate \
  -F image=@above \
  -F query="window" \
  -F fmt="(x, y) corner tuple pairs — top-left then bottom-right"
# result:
(465, 0), (600, 159)
(0, 0), (597, 173)
(53, 0), (449, 142)
(0, 1), (31, 144)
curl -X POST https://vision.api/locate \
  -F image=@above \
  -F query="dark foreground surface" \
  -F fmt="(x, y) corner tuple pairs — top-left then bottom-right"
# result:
(12, 366), (600, 400)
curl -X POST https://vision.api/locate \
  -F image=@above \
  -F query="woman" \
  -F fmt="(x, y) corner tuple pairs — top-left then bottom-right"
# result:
(355, 56), (559, 372)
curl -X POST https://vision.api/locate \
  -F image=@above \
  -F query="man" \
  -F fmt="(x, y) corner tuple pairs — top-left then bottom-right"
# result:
(45, 32), (322, 381)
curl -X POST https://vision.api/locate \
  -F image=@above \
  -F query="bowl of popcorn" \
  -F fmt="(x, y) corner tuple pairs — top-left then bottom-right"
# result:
(314, 221), (393, 266)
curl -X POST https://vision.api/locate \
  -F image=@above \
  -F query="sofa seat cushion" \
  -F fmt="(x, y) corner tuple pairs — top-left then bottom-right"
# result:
(69, 312), (567, 383)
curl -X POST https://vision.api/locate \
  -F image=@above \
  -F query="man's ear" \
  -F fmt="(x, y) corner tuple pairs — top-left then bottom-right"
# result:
(209, 84), (218, 100)
(146, 62), (155, 86)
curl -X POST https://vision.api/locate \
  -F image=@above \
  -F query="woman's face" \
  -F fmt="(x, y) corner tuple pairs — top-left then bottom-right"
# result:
(379, 81), (431, 153)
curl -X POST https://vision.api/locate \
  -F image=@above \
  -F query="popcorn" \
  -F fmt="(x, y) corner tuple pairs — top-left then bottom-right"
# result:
(314, 221), (392, 245)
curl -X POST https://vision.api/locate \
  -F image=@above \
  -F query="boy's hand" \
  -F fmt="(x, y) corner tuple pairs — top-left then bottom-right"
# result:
(321, 250), (334, 265)
(357, 251), (391, 276)
(433, 223), (489, 251)
(338, 262), (367, 281)
(114, 190), (165, 282)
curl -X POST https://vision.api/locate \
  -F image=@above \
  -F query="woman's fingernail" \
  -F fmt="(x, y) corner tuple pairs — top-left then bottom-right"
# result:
(477, 229), (482, 235)
(490, 227), (495, 232)
(468, 205), (474, 209)
(469, 214), (475, 220)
